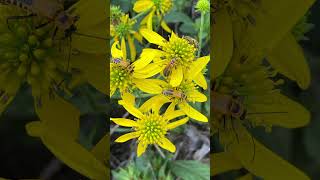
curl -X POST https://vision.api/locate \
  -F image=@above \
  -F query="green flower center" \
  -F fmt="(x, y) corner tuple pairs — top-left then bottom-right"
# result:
(152, 0), (172, 14)
(110, 64), (132, 91)
(111, 6), (124, 25)
(162, 37), (196, 68)
(115, 18), (134, 39)
(137, 112), (167, 144)
(196, 0), (210, 13)
(0, 18), (66, 105)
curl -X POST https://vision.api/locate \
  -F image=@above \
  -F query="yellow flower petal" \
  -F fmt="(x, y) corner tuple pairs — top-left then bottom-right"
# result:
(133, 60), (166, 78)
(157, 137), (176, 153)
(163, 102), (177, 117)
(133, 48), (164, 70)
(110, 86), (116, 97)
(193, 73), (208, 90)
(167, 117), (189, 130)
(188, 90), (207, 102)
(133, 0), (154, 12)
(140, 28), (167, 46)
(26, 121), (107, 179)
(211, 152), (242, 176)
(35, 94), (80, 139)
(71, 52), (107, 94)
(244, 0), (315, 58)
(268, 33), (310, 89)
(128, 35), (136, 61)
(121, 37), (127, 61)
(122, 92), (135, 105)
(179, 102), (208, 122)
(187, 56), (210, 81)
(228, 123), (310, 180)
(70, 0), (107, 54)
(246, 93), (310, 128)
(170, 66), (183, 87)
(118, 100), (144, 119)
(163, 110), (185, 121)
(141, 12), (151, 25)
(134, 32), (143, 43)
(147, 9), (156, 30)
(212, 8), (233, 80)
(133, 79), (163, 94)
(170, 31), (179, 41)
(140, 94), (170, 113)
(111, 118), (139, 127)
(115, 132), (140, 143)
(91, 134), (108, 164)
(137, 142), (148, 157)
(161, 21), (172, 33)
(111, 41), (122, 58)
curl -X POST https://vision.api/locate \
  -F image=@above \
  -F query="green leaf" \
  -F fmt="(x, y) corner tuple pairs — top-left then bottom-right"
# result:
(164, 12), (194, 24)
(170, 160), (209, 180)
(159, 161), (168, 178)
(179, 23), (197, 35)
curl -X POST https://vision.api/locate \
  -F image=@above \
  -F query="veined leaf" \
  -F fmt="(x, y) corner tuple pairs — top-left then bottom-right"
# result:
(170, 160), (209, 180)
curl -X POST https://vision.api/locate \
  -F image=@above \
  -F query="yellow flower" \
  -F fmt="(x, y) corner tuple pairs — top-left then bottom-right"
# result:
(139, 28), (210, 88)
(110, 41), (164, 96)
(141, 79), (208, 122)
(111, 95), (188, 156)
(212, 0), (314, 89)
(133, 0), (173, 32)
(0, 0), (108, 179)
(212, 35), (311, 180)
(212, 2), (315, 178)
(111, 13), (142, 61)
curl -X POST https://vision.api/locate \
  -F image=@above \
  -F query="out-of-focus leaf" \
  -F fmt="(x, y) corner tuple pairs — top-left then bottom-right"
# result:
(179, 23), (197, 34)
(170, 160), (209, 180)
(164, 12), (194, 24)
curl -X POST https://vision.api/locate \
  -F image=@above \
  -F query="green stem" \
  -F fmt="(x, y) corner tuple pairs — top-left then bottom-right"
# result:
(131, 9), (150, 21)
(197, 12), (205, 57)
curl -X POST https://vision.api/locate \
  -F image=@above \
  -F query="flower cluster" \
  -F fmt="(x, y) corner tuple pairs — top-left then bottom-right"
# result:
(212, 0), (315, 179)
(111, 1), (210, 156)
(0, 1), (108, 179)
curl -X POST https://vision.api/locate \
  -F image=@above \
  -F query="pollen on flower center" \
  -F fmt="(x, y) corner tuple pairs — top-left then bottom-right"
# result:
(0, 18), (65, 104)
(162, 37), (196, 67)
(110, 64), (132, 91)
(136, 112), (167, 144)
